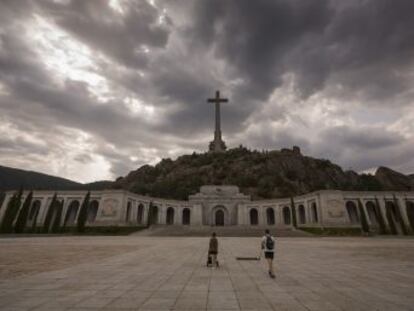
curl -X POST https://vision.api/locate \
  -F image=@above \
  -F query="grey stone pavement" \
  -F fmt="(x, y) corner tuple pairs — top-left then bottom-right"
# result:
(0, 236), (414, 311)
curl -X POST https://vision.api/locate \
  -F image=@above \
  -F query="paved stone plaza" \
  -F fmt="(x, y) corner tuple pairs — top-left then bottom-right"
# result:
(0, 236), (413, 311)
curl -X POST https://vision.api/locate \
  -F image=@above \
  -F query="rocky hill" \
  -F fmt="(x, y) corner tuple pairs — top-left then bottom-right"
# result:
(113, 146), (414, 200)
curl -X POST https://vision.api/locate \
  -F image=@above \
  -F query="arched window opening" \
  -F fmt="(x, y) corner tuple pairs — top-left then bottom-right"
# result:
(283, 206), (291, 225)
(346, 201), (359, 224)
(250, 208), (258, 225)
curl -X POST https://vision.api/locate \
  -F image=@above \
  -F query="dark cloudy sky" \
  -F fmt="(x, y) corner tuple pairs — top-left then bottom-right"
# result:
(1, 0), (414, 183)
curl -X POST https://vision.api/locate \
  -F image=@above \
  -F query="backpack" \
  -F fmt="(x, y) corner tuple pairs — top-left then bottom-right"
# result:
(266, 236), (274, 250)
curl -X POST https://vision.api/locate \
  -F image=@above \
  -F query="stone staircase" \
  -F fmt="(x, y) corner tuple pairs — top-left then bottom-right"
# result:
(131, 225), (313, 237)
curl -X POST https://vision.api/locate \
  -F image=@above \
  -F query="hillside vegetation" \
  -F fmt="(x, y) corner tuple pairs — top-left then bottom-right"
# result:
(113, 146), (414, 200)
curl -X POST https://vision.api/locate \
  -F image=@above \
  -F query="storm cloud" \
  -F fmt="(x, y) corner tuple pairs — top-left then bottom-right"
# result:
(0, 0), (413, 182)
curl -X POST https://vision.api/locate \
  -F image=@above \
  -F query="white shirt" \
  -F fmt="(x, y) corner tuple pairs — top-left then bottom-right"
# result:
(261, 235), (275, 253)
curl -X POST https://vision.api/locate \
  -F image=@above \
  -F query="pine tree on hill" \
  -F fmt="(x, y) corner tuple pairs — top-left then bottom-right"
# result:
(15, 191), (33, 233)
(0, 188), (23, 233)
(77, 191), (90, 233)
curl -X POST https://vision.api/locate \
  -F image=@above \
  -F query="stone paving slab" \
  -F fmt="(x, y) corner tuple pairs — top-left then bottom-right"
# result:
(0, 236), (413, 310)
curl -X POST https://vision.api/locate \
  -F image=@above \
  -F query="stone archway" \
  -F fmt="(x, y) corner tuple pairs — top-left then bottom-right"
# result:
(215, 210), (224, 226)
(212, 205), (229, 226)
(283, 206), (291, 225)
(64, 200), (80, 226)
(250, 208), (258, 225)
(346, 201), (359, 224)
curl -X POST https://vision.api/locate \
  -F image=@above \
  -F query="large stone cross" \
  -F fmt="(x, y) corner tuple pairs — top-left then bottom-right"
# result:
(207, 90), (228, 152)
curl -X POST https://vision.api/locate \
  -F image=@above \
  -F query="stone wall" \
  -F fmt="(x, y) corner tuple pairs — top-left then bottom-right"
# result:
(1, 187), (413, 234)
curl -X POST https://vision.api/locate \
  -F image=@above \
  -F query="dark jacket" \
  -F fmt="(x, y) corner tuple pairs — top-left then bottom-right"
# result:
(209, 237), (218, 253)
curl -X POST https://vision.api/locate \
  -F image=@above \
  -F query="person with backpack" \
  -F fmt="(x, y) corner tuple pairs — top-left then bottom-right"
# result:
(261, 229), (275, 278)
(208, 232), (219, 268)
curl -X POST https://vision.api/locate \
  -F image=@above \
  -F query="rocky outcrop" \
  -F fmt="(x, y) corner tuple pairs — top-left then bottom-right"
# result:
(375, 166), (414, 190)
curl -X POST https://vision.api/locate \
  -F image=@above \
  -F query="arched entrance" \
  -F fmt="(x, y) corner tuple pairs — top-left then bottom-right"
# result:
(283, 206), (291, 225)
(266, 208), (275, 225)
(182, 208), (190, 225)
(215, 210), (225, 226)
(346, 201), (359, 224)
(406, 201), (414, 232)
(64, 200), (80, 226)
(250, 208), (258, 225)
(211, 205), (229, 226)
(166, 207), (175, 225)
(298, 205), (306, 224)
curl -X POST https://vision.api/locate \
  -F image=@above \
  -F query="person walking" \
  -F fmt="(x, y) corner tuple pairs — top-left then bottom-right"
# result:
(208, 232), (219, 268)
(261, 229), (275, 278)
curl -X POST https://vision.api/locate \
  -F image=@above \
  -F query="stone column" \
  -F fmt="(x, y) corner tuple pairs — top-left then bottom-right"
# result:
(61, 198), (70, 225)
(39, 196), (52, 225)
(143, 203), (149, 225)
(191, 204), (203, 226)
(377, 196), (390, 230)
(158, 204), (165, 225)
(360, 199), (372, 226)
(175, 207), (182, 225)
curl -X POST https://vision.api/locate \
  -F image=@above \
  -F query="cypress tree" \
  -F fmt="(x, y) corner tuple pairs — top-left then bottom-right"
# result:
(77, 191), (90, 233)
(15, 191), (33, 233)
(374, 197), (387, 234)
(357, 199), (370, 233)
(0, 194), (16, 233)
(43, 193), (57, 233)
(290, 197), (297, 228)
(0, 188), (23, 233)
(51, 200), (63, 233)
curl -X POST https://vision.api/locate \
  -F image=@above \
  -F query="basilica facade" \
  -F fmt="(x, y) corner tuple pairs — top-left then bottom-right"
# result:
(1, 185), (414, 235)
